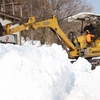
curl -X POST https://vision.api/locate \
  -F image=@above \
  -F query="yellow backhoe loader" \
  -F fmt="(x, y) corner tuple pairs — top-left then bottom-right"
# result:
(1, 12), (100, 69)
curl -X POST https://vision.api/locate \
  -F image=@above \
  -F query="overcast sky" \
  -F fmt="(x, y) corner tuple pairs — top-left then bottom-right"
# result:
(87, 0), (100, 14)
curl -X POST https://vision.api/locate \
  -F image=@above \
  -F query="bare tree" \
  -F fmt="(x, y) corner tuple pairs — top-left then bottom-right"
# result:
(2, 0), (93, 20)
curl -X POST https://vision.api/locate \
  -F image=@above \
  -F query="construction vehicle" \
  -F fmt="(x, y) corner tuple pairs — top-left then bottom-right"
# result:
(1, 12), (100, 69)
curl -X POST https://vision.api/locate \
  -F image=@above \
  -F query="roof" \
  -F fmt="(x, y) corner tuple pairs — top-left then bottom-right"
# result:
(68, 12), (100, 22)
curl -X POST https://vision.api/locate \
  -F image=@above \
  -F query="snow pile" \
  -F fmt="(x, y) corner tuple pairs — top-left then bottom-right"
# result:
(0, 43), (73, 100)
(0, 42), (100, 100)
(73, 57), (91, 72)
(63, 58), (100, 100)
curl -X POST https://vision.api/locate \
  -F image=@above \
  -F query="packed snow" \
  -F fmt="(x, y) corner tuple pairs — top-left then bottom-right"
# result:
(0, 39), (100, 100)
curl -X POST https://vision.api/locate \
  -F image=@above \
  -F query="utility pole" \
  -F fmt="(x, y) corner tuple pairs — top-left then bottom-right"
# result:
(31, 0), (33, 16)
(12, 1), (15, 15)
(2, 0), (5, 12)
(20, 4), (22, 18)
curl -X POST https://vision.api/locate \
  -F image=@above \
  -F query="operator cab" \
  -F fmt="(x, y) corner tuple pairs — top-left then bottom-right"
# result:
(68, 12), (100, 38)
(67, 12), (100, 48)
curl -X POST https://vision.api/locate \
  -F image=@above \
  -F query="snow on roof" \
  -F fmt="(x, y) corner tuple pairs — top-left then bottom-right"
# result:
(68, 12), (100, 22)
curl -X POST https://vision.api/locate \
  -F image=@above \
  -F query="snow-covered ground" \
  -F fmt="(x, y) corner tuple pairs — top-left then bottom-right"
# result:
(0, 39), (100, 100)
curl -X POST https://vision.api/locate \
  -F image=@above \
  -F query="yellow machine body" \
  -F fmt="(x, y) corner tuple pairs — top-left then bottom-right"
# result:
(74, 35), (87, 49)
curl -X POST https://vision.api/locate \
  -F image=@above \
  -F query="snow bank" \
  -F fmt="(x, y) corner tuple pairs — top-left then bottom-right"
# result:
(0, 43), (74, 100)
(62, 57), (100, 100)
(73, 57), (91, 72)
(0, 41), (100, 100)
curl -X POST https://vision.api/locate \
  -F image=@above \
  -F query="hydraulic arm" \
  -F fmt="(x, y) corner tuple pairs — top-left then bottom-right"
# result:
(3, 15), (79, 58)
(31, 16), (79, 58)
